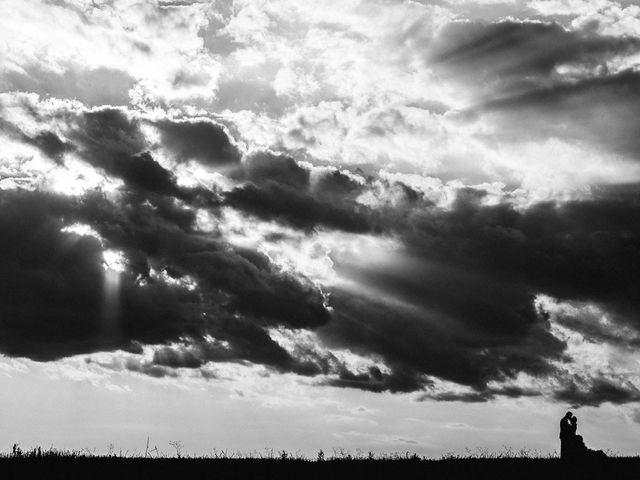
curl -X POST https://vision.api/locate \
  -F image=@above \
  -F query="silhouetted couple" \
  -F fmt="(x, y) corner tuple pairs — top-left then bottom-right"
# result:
(559, 412), (607, 461)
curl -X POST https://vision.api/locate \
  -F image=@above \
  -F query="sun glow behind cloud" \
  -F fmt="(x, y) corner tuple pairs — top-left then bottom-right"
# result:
(102, 250), (127, 273)
(61, 223), (103, 243)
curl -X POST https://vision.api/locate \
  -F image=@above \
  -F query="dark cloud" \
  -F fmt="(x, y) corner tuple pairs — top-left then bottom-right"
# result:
(428, 20), (640, 157)
(430, 21), (640, 95)
(0, 190), (204, 360)
(132, 319), (390, 382)
(0, 188), (329, 366)
(123, 358), (179, 379)
(0, 115), (72, 164)
(418, 385), (541, 403)
(73, 190), (330, 329)
(48, 108), (222, 205)
(72, 107), (146, 158)
(317, 287), (563, 394)
(154, 118), (241, 166)
(554, 376), (640, 407)
(84, 107), (146, 145)
(324, 366), (394, 393)
(477, 70), (640, 157)
(29, 131), (72, 163)
(310, 185), (640, 401)
(79, 177), (636, 402)
(116, 151), (183, 196)
(225, 182), (371, 233)
(395, 187), (640, 326)
(0, 173), (365, 382)
(2, 96), (639, 405)
(312, 169), (363, 199)
(178, 248), (330, 328)
(225, 151), (372, 232)
(148, 319), (327, 376)
(64, 108), (190, 197)
(241, 151), (310, 188)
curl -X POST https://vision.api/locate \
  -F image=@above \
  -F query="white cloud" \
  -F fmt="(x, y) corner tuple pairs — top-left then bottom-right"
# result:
(529, 0), (613, 16)
(0, 0), (215, 105)
(537, 295), (640, 400)
(572, 3), (640, 37)
(4, 1), (631, 203)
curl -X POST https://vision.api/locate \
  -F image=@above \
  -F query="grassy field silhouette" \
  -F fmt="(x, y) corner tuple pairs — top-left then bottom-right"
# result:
(2, 445), (640, 480)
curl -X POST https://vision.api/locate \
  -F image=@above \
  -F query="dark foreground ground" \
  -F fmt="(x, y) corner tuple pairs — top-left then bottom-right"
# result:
(2, 457), (640, 480)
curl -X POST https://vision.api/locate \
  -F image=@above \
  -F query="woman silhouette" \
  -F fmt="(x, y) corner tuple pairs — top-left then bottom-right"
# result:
(567, 416), (578, 459)
(568, 416), (607, 460)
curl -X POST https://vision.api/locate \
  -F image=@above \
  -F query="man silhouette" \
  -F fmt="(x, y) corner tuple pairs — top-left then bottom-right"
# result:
(559, 411), (573, 460)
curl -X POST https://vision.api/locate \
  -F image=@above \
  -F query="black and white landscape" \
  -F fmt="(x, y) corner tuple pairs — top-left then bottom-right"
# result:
(1, 0), (639, 460)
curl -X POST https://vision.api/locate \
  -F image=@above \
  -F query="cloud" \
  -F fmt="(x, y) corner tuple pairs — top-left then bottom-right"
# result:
(2, 92), (638, 403)
(0, 114), (72, 165)
(0, 98), (332, 338)
(147, 318), (329, 376)
(215, 79), (289, 116)
(425, 20), (640, 162)
(309, 185), (640, 400)
(225, 151), (373, 232)
(241, 151), (310, 188)
(550, 299), (640, 347)
(1, 1), (639, 408)
(1, 65), (136, 107)
(154, 118), (242, 166)
(28, 131), (73, 163)
(225, 182), (372, 233)
(75, 191), (330, 329)
(554, 376), (640, 407)
(0, 0), (213, 108)
(1, 102), (225, 201)
(0, 190), (202, 360)
(0, 188), (330, 366)
(429, 20), (640, 96)
(476, 70), (640, 157)
(73, 107), (146, 157)
(65, 108), (187, 197)
(395, 187), (640, 327)
(420, 385), (541, 403)
(317, 286), (563, 394)
(199, 8), (242, 57)
(114, 151), (183, 197)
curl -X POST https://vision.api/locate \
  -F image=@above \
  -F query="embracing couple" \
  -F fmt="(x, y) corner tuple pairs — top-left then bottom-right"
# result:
(559, 412), (607, 461)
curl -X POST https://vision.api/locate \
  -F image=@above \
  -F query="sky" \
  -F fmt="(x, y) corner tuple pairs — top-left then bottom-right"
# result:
(0, 0), (639, 458)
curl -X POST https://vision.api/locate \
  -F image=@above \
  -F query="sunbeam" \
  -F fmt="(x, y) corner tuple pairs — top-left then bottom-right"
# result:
(101, 249), (126, 338)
